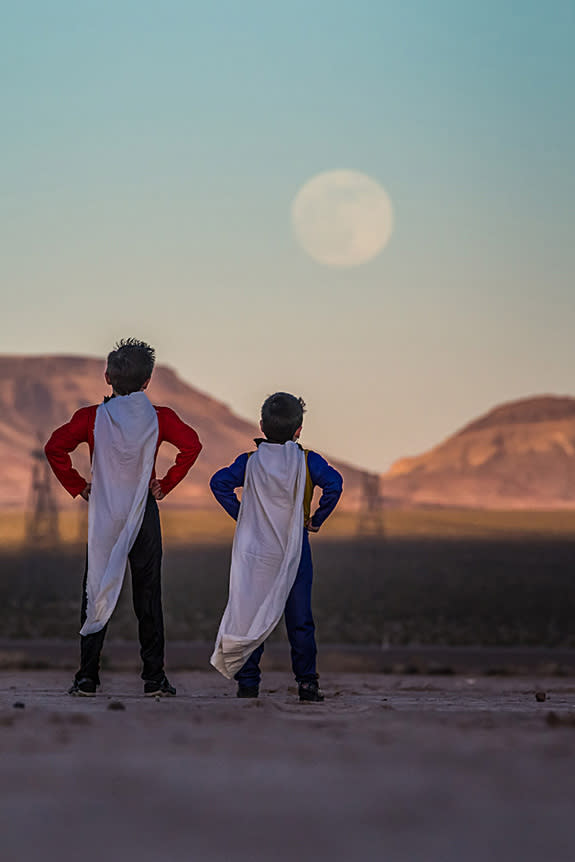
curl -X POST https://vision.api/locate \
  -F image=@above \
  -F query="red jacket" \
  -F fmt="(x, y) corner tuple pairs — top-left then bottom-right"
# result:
(45, 404), (202, 498)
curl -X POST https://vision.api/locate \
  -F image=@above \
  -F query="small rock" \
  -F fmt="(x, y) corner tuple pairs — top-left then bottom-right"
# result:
(12, 702), (25, 710)
(535, 691), (547, 703)
(107, 701), (126, 711)
(155, 696), (161, 703)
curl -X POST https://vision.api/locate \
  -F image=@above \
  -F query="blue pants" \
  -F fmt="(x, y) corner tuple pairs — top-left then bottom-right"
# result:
(235, 532), (317, 687)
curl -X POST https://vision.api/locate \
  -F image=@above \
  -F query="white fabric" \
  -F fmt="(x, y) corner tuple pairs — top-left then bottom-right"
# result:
(211, 441), (307, 678)
(81, 392), (159, 636)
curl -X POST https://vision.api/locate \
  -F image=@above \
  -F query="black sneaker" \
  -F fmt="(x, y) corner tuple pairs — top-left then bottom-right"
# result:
(298, 680), (324, 703)
(68, 678), (97, 697)
(144, 675), (176, 697)
(236, 685), (259, 699)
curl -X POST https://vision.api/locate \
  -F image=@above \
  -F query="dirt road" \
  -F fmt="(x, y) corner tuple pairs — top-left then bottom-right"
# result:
(1, 671), (574, 862)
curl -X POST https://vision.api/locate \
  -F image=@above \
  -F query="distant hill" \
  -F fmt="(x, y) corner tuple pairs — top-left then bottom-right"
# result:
(383, 396), (575, 509)
(0, 355), (366, 510)
(5, 356), (572, 512)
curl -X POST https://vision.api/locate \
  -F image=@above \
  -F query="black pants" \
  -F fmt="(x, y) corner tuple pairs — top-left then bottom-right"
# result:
(75, 493), (165, 684)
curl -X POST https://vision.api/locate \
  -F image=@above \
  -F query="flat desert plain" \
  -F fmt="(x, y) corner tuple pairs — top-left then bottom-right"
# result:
(1, 671), (575, 862)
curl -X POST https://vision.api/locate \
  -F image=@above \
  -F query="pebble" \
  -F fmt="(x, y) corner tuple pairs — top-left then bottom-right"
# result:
(535, 691), (547, 703)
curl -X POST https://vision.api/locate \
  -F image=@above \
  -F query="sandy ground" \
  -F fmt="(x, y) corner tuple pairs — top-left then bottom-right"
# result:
(4, 639), (575, 675)
(2, 671), (575, 862)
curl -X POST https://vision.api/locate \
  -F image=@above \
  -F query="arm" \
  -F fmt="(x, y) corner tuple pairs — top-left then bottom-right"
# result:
(157, 408), (202, 496)
(209, 453), (249, 520)
(307, 451), (343, 530)
(44, 408), (92, 498)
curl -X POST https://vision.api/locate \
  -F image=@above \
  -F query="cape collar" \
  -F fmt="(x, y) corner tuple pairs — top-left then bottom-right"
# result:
(254, 438), (303, 450)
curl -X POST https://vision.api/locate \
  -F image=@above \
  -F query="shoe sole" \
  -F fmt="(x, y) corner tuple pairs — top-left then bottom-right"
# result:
(69, 690), (97, 697)
(144, 691), (176, 697)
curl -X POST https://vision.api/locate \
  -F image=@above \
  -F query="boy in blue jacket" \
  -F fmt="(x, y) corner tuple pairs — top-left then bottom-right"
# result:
(210, 392), (343, 702)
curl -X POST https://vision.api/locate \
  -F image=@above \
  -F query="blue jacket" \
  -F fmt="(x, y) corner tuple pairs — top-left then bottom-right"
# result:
(210, 446), (343, 530)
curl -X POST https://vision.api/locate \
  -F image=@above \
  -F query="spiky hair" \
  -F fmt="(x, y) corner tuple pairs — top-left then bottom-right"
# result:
(106, 338), (155, 395)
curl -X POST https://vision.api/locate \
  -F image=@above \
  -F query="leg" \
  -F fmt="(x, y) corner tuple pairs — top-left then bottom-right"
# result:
(75, 550), (108, 685)
(285, 533), (317, 683)
(129, 494), (165, 683)
(234, 643), (265, 689)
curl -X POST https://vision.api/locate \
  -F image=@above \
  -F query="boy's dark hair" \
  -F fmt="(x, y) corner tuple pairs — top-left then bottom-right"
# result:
(106, 338), (156, 395)
(261, 392), (306, 443)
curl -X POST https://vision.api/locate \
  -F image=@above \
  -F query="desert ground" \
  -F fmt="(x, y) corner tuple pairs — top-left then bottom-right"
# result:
(4, 532), (575, 646)
(2, 669), (575, 862)
(3, 521), (575, 861)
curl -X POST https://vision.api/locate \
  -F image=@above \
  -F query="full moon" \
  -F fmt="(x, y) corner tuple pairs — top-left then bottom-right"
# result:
(291, 170), (394, 268)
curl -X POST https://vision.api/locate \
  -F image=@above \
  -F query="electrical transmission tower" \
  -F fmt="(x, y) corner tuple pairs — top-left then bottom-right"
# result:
(357, 471), (385, 537)
(26, 433), (60, 546)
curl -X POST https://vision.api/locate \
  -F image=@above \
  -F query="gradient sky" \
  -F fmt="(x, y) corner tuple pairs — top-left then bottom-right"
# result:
(2, 1), (574, 471)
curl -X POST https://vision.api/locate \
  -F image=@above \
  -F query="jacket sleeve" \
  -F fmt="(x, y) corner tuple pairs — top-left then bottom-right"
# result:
(307, 451), (343, 529)
(44, 408), (92, 498)
(157, 408), (202, 495)
(209, 453), (249, 520)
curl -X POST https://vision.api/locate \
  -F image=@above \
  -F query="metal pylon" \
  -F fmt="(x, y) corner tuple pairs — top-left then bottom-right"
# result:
(26, 433), (60, 546)
(357, 471), (385, 537)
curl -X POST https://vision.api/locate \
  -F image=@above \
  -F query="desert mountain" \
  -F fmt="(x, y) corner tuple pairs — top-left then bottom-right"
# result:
(383, 396), (575, 509)
(0, 355), (366, 510)
(4, 356), (572, 512)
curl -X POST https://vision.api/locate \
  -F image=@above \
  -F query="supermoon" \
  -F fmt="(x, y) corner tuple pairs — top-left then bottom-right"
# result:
(291, 170), (394, 268)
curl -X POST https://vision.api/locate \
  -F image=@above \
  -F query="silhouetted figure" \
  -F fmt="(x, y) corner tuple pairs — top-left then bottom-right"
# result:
(26, 432), (60, 546)
(357, 471), (384, 537)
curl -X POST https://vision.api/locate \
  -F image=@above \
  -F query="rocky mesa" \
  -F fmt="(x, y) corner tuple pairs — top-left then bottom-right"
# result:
(383, 396), (575, 509)
(3, 355), (574, 511)
(0, 355), (365, 510)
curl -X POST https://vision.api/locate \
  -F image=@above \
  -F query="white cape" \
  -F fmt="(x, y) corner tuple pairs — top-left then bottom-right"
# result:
(211, 441), (307, 678)
(81, 392), (159, 636)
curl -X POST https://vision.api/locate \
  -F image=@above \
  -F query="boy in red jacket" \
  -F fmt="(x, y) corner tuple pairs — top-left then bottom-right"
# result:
(45, 339), (202, 697)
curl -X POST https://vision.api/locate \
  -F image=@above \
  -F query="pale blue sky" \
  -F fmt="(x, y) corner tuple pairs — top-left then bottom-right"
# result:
(2, 1), (574, 470)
